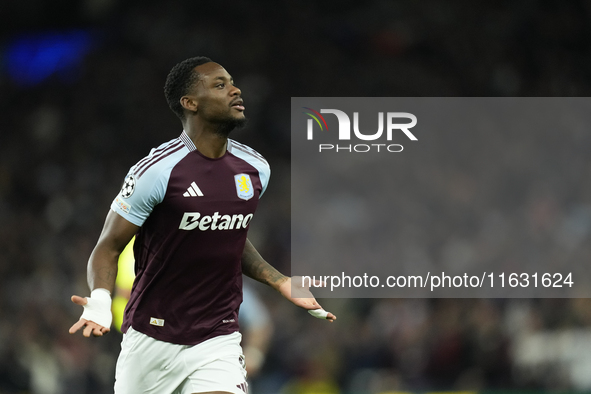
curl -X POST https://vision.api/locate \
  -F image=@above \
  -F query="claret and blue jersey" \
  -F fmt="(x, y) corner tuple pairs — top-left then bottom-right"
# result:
(110, 131), (270, 346)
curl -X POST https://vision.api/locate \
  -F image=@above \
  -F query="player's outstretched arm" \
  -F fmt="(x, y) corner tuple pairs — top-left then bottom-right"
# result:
(69, 210), (139, 337)
(241, 239), (336, 322)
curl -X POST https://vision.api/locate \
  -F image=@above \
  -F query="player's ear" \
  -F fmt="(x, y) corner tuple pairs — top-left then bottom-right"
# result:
(180, 96), (198, 114)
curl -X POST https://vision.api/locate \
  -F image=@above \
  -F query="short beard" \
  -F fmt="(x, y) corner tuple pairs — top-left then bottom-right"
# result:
(213, 116), (248, 138)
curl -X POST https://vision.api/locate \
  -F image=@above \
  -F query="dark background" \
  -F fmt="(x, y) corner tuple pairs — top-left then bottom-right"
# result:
(2, 1), (591, 393)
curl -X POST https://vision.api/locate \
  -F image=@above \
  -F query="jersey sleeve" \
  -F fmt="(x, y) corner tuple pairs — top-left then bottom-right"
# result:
(110, 166), (168, 227)
(257, 160), (271, 198)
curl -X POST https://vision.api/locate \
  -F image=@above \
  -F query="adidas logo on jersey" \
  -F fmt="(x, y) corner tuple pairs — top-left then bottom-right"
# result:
(179, 212), (254, 231)
(183, 182), (204, 197)
(236, 382), (248, 393)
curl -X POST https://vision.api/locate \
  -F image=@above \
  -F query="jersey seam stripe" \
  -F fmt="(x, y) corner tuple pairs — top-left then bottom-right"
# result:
(230, 139), (262, 158)
(230, 144), (269, 166)
(137, 144), (185, 178)
(134, 140), (183, 176)
(131, 139), (179, 173)
(228, 138), (265, 160)
(134, 139), (182, 175)
(132, 140), (181, 176)
(230, 140), (266, 161)
(234, 146), (269, 166)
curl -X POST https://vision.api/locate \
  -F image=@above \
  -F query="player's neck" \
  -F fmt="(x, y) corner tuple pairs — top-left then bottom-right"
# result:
(184, 124), (228, 159)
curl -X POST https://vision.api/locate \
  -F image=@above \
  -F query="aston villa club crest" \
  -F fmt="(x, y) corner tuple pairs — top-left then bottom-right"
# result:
(234, 174), (254, 200)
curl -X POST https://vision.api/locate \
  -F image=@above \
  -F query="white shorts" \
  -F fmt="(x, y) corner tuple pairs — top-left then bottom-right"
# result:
(114, 327), (248, 394)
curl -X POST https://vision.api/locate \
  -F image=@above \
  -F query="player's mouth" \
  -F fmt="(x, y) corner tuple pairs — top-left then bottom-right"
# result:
(230, 99), (245, 111)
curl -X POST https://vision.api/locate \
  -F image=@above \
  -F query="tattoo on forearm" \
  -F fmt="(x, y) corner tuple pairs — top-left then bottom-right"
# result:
(242, 242), (286, 288)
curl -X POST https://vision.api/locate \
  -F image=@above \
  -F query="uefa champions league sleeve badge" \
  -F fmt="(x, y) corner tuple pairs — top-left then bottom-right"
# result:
(234, 174), (254, 200)
(120, 175), (136, 199)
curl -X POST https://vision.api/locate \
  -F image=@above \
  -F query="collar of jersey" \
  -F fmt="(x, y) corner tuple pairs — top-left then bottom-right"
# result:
(179, 131), (197, 152)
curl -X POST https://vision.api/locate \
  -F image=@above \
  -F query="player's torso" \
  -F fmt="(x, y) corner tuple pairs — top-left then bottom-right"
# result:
(163, 152), (261, 234)
(136, 148), (262, 267)
(118, 134), (269, 344)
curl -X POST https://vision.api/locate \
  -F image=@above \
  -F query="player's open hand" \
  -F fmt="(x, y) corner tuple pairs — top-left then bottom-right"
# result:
(278, 276), (336, 322)
(69, 289), (113, 337)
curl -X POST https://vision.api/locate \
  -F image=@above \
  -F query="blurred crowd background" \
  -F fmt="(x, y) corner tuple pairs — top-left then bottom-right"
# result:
(2, 1), (591, 393)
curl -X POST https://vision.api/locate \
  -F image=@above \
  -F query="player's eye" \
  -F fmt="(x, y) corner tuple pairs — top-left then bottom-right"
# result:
(216, 83), (225, 88)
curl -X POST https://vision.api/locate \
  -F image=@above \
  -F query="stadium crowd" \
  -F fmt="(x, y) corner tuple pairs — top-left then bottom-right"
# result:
(2, 1), (591, 393)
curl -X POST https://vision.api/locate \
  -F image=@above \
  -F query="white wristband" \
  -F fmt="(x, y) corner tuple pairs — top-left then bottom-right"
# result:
(308, 309), (329, 319)
(80, 288), (113, 328)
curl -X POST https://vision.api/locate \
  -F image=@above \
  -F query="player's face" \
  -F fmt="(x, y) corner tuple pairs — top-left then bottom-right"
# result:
(192, 62), (245, 124)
